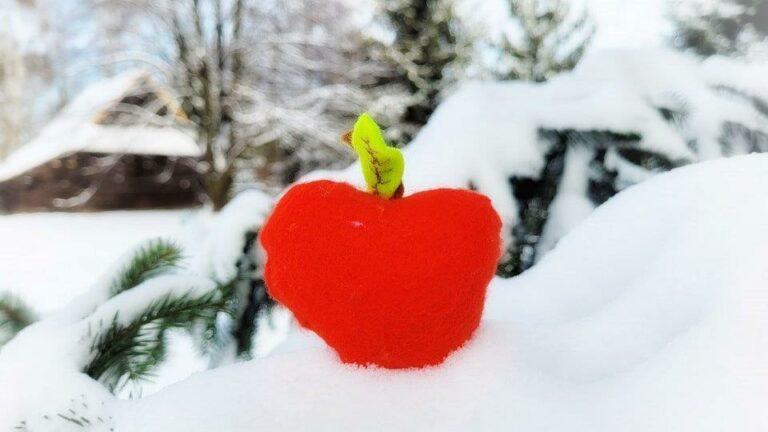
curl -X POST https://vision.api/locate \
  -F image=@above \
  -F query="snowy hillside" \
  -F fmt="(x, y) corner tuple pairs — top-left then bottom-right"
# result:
(4, 154), (768, 431)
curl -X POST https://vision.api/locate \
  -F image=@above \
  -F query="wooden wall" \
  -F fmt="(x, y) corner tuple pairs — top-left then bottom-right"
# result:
(0, 152), (204, 213)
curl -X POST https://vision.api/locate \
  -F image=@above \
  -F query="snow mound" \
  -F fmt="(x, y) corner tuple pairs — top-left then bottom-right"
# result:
(5, 154), (768, 431)
(127, 154), (768, 431)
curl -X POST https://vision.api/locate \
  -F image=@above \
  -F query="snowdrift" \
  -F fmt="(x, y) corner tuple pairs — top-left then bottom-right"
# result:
(4, 154), (768, 431)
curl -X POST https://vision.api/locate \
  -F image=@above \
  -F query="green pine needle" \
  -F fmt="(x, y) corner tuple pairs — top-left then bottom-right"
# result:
(110, 239), (183, 296)
(0, 292), (37, 346)
(85, 289), (225, 391)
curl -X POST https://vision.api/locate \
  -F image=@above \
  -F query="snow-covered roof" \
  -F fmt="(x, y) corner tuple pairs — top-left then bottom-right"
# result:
(0, 69), (201, 182)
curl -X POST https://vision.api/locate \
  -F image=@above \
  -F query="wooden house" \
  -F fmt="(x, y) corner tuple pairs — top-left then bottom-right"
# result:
(0, 70), (204, 213)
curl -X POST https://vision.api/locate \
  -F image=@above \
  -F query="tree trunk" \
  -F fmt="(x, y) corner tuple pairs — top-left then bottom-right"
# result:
(206, 168), (234, 211)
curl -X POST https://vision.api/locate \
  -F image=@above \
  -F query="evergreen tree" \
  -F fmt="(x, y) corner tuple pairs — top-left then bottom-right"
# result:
(498, 129), (661, 276)
(496, 87), (768, 277)
(370, 0), (473, 144)
(497, 0), (595, 82)
(671, 0), (768, 58)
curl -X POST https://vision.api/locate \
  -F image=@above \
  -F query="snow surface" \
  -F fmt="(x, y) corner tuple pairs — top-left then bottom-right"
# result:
(190, 189), (274, 282)
(4, 154), (768, 430)
(0, 189), (274, 316)
(535, 145), (595, 257)
(0, 69), (201, 182)
(0, 210), (196, 314)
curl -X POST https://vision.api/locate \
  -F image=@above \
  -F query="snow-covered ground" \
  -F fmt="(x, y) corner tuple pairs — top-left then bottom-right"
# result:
(4, 154), (768, 431)
(0, 210), (197, 314)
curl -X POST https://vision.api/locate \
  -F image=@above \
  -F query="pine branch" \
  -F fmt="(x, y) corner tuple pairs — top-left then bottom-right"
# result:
(81, 231), (276, 391)
(195, 276), (239, 361)
(84, 238), (216, 392)
(85, 288), (225, 392)
(196, 230), (275, 362)
(110, 239), (183, 296)
(0, 292), (37, 345)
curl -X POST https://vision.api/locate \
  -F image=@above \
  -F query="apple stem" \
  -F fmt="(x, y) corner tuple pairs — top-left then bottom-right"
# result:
(393, 182), (404, 199)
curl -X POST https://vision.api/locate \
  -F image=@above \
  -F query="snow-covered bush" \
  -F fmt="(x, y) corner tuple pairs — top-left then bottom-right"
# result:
(671, 0), (768, 60)
(308, 49), (768, 275)
(0, 189), (275, 394)
(189, 190), (278, 364)
(5, 153), (768, 431)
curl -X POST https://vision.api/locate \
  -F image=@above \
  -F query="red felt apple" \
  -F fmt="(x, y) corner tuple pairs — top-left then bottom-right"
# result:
(260, 180), (502, 368)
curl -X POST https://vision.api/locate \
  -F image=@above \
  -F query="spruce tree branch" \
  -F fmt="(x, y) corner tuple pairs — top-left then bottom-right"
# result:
(0, 293), (37, 344)
(109, 239), (183, 296)
(84, 275), (222, 392)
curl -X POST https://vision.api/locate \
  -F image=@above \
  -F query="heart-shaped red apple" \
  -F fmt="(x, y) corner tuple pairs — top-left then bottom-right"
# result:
(260, 180), (502, 368)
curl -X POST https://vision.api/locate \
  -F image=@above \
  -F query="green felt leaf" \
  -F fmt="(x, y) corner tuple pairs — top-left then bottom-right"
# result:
(350, 113), (405, 199)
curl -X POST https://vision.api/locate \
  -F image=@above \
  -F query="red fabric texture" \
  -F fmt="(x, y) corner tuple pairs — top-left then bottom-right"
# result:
(260, 180), (502, 369)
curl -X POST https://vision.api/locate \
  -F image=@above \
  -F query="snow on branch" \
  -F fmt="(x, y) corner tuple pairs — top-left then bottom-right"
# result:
(82, 274), (219, 391)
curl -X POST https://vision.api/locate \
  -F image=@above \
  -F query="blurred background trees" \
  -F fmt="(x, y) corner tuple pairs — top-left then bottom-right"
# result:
(671, 0), (768, 59)
(495, 0), (595, 82)
(86, 0), (393, 207)
(369, 0), (473, 144)
(0, 34), (25, 160)
(0, 0), (595, 208)
(1, 0), (766, 212)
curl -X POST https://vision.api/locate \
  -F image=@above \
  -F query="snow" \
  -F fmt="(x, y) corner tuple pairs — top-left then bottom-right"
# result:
(4, 152), (768, 430)
(190, 189), (274, 282)
(0, 69), (201, 182)
(0, 210), (196, 314)
(306, 49), (768, 251)
(0, 191), (274, 316)
(535, 145), (595, 257)
(702, 55), (768, 102)
(2, 43), (768, 430)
